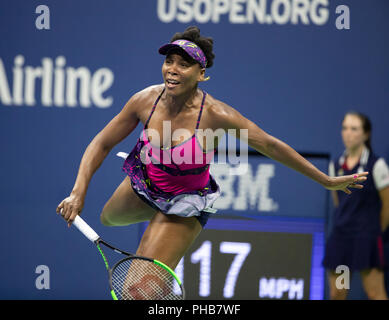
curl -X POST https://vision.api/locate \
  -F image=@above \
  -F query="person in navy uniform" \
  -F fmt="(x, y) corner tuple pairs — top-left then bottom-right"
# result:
(323, 111), (389, 300)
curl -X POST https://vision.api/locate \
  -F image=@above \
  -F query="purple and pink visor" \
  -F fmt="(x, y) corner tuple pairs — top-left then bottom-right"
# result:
(159, 39), (207, 69)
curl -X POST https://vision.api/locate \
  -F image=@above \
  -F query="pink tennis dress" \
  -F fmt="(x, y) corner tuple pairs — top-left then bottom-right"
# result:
(122, 88), (220, 227)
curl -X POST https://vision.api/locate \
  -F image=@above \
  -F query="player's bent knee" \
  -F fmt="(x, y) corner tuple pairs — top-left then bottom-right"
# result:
(100, 205), (153, 227)
(100, 210), (115, 226)
(100, 202), (123, 226)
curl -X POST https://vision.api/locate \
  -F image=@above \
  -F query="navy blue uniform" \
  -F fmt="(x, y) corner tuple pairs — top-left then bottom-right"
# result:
(322, 147), (389, 271)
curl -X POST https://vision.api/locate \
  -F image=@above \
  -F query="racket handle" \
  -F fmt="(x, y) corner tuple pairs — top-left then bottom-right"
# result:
(73, 216), (100, 243)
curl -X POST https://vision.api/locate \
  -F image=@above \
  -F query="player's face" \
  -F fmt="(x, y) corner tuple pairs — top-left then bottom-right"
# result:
(162, 53), (205, 95)
(341, 115), (368, 151)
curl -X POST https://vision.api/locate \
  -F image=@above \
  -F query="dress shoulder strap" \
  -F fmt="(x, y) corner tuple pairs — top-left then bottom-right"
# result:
(195, 90), (207, 130)
(144, 88), (165, 129)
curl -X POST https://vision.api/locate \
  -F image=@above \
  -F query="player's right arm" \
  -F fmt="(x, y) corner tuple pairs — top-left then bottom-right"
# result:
(56, 91), (143, 226)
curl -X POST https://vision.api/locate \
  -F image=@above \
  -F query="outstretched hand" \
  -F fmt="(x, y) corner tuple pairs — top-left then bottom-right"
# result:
(325, 171), (369, 195)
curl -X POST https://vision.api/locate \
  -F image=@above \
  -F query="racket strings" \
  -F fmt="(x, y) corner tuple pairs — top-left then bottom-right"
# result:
(111, 258), (183, 300)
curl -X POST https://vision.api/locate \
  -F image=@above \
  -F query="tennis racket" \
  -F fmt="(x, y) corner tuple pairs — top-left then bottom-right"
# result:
(70, 215), (185, 300)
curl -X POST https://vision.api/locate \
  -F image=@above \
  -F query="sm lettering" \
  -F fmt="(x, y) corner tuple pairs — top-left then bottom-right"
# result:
(259, 277), (304, 299)
(212, 163), (278, 212)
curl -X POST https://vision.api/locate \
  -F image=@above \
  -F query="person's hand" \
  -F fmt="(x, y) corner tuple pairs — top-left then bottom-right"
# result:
(56, 193), (85, 227)
(325, 171), (369, 195)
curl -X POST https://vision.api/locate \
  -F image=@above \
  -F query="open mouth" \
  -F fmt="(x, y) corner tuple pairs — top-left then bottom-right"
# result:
(166, 79), (180, 88)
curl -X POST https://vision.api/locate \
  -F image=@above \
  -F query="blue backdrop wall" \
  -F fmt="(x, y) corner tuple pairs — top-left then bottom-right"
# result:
(0, 0), (388, 299)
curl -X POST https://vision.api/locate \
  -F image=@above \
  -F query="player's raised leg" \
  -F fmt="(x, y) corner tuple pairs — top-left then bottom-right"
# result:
(100, 176), (156, 226)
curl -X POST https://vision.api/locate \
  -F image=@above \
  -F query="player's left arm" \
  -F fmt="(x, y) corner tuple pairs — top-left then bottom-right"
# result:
(210, 100), (367, 193)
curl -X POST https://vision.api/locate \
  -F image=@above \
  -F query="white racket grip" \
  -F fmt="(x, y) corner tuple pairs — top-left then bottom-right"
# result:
(116, 152), (129, 159)
(73, 216), (100, 243)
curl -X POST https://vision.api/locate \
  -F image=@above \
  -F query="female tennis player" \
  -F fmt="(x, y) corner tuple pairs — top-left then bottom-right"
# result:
(323, 112), (389, 300)
(56, 26), (368, 271)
